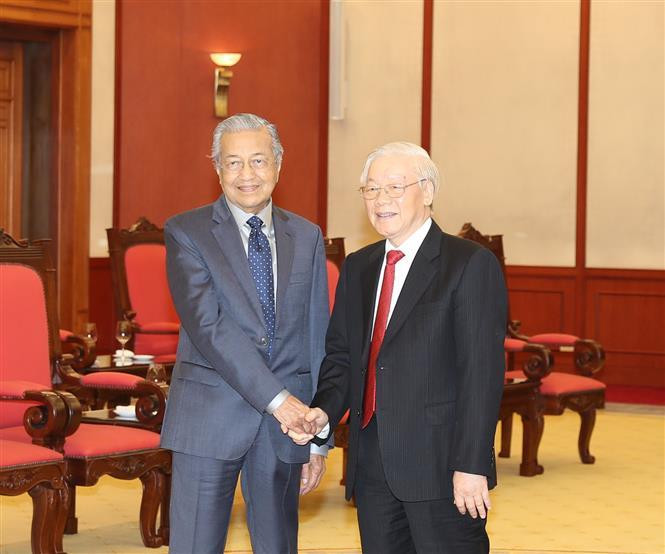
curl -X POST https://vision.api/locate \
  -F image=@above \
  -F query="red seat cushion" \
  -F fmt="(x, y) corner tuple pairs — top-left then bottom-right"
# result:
(0, 381), (46, 429)
(80, 372), (144, 389)
(0, 423), (161, 458)
(0, 400), (40, 429)
(504, 338), (527, 352)
(528, 333), (579, 347)
(539, 373), (606, 395)
(0, 380), (47, 398)
(506, 370), (605, 395)
(338, 409), (349, 425)
(0, 439), (63, 468)
(59, 329), (73, 341)
(134, 333), (179, 356)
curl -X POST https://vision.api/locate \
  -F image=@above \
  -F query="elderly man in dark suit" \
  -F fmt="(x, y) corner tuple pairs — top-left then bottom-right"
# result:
(291, 142), (507, 553)
(161, 113), (330, 554)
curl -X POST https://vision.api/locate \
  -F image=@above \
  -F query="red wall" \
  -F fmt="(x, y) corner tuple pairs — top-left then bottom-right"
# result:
(116, 0), (328, 229)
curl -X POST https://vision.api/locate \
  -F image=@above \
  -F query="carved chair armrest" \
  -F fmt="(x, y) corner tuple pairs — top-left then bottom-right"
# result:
(60, 329), (97, 370)
(77, 372), (167, 430)
(54, 355), (167, 429)
(504, 339), (553, 381)
(507, 319), (530, 341)
(573, 338), (605, 376)
(526, 334), (606, 376)
(519, 343), (553, 381)
(0, 390), (81, 453)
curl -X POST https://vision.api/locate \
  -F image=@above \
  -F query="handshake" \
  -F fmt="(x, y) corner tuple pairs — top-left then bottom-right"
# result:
(272, 394), (329, 445)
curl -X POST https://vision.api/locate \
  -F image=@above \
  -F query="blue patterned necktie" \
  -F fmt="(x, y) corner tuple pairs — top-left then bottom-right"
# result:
(247, 216), (275, 358)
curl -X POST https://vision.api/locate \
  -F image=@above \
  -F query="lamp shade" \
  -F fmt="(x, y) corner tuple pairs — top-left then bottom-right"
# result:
(210, 53), (241, 67)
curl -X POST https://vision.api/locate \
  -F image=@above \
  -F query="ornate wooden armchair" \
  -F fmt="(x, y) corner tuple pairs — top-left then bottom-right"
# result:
(0, 393), (73, 554)
(59, 329), (96, 371)
(0, 230), (171, 548)
(107, 217), (179, 360)
(458, 222), (606, 464)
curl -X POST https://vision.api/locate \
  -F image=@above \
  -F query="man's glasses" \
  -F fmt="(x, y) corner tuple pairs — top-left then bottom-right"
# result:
(358, 179), (425, 200)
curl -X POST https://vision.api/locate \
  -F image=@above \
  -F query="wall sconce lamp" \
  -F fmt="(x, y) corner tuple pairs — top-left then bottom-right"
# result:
(210, 52), (242, 118)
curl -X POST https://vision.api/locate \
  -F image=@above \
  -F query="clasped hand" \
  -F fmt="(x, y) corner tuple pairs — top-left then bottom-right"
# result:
(272, 395), (328, 445)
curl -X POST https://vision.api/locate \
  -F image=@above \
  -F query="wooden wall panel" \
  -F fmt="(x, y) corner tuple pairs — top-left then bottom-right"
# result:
(0, 41), (22, 237)
(506, 267), (576, 336)
(504, 266), (664, 387)
(0, 0), (91, 28)
(586, 271), (665, 386)
(116, 0), (328, 230)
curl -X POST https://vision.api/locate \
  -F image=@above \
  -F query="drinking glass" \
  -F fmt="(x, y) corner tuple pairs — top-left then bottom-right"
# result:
(115, 320), (133, 364)
(84, 322), (98, 344)
(146, 363), (167, 384)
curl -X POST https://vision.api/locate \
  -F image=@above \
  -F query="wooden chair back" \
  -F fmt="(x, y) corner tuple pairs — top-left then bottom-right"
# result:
(106, 217), (172, 325)
(324, 237), (346, 312)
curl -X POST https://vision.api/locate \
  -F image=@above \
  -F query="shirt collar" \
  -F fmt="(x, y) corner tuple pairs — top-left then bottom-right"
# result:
(385, 217), (432, 258)
(227, 197), (274, 234)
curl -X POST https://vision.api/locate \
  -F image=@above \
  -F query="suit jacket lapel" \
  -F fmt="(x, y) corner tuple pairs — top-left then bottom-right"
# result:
(210, 195), (264, 325)
(382, 223), (442, 346)
(273, 206), (294, 333)
(360, 243), (385, 364)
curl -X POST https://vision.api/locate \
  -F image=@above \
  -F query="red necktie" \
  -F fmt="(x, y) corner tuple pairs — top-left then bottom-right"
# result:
(362, 249), (405, 428)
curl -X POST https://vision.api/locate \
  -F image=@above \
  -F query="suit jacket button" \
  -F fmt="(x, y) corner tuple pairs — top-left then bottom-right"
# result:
(378, 366), (384, 371)
(259, 337), (268, 346)
(361, 368), (366, 375)
(356, 410), (361, 417)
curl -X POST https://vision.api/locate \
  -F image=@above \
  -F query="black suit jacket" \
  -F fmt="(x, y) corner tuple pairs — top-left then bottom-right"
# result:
(312, 221), (507, 501)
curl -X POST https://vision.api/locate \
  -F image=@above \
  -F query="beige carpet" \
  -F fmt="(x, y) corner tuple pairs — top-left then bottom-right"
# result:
(1, 407), (663, 553)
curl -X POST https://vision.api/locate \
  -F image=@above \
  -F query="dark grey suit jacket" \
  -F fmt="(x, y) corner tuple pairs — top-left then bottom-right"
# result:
(312, 221), (507, 500)
(160, 195), (329, 464)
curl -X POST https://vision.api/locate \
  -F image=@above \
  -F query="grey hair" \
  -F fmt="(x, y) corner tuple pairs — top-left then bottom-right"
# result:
(359, 141), (440, 194)
(210, 113), (284, 171)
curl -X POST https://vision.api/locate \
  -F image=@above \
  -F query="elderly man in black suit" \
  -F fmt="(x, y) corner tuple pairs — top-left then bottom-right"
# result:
(290, 142), (507, 553)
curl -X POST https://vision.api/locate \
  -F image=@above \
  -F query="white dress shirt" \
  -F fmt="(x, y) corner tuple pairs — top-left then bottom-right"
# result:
(371, 218), (432, 329)
(227, 198), (327, 456)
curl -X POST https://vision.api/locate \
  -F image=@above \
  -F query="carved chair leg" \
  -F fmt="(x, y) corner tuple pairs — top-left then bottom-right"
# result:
(578, 407), (597, 464)
(499, 414), (513, 458)
(139, 468), (167, 548)
(28, 483), (53, 554)
(518, 411), (544, 477)
(63, 485), (78, 535)
(159, 471), (171, 545)
(53, 483), (69, 554)
(340, 445), (348, 485)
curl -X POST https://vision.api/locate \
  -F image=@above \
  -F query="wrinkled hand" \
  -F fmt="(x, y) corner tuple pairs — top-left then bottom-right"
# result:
(452, 471), (490, 519)
(272, 395), (311, 434)
(282, 408), (330, 445)
(300, 453), (326, 495)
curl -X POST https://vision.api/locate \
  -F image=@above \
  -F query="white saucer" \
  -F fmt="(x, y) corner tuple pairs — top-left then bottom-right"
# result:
(133, 354), (155, 362)
(113, 405), (137, 420)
